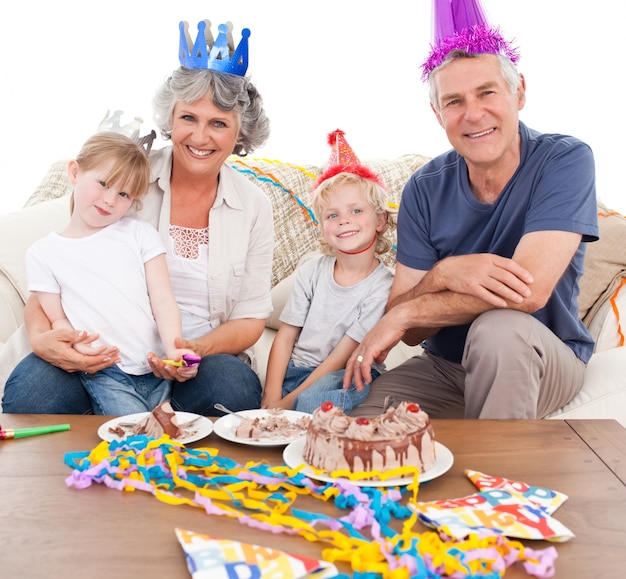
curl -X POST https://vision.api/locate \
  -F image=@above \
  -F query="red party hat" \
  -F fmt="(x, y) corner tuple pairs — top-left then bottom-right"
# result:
(316, 129), (384, 188)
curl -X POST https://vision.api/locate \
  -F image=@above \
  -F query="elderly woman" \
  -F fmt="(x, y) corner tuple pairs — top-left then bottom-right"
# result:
(2, 20), (273, 416)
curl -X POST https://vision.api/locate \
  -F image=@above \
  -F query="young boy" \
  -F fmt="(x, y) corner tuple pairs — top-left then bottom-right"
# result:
(26, 132), (197, 415)
(261, 130), (395, 413)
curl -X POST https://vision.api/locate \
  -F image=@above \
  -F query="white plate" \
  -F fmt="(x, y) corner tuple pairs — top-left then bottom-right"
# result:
(213, 409), (311, 446)
(282, 438), (454, 487)
(98, 411), (213, 444)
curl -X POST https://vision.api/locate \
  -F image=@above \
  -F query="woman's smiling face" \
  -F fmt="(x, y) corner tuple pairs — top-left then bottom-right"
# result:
(170, 93), (240, 178)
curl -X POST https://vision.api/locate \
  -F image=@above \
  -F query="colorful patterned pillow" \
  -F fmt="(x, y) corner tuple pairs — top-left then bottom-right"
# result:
(23, 160), (72, 207)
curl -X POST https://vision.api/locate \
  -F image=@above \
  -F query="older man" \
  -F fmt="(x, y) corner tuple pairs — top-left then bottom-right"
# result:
(346, 0), (598, 419)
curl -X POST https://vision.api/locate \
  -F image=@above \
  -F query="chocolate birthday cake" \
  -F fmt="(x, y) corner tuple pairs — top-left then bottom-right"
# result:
(303, 401), (436, 475)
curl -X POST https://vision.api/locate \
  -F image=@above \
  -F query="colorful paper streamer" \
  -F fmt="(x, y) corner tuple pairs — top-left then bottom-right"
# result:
(64, 435), (560, 578)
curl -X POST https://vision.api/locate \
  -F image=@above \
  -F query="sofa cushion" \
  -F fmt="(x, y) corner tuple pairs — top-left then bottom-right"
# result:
(267, 273), (295, 330)
(23, 160), (73, 207)
(0, 274), (24, 343)
(546, 346), (626, 426)
(0, 195), (71, 301)
(0, 324), (31, 411)
(579, 201), (626, 327)
(228, 158), (320, 288)
(586, 283), (626, 351)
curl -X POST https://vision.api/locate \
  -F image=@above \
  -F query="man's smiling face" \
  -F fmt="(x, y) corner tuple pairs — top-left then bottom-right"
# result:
(432, 54), (526, 173)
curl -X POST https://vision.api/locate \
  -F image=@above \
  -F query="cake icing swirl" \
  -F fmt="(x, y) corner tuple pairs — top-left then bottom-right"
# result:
(313, 405), (351, 433)
(344, 418), (377, 441)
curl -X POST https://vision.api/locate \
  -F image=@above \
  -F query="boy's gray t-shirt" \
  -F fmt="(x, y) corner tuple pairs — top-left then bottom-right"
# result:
(279, 255), (394, 370)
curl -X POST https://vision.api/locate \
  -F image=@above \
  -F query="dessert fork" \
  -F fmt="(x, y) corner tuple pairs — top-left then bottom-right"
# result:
(213, 403), (243, 421)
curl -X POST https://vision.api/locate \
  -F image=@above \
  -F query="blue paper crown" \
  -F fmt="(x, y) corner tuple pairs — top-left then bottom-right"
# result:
(179, 20), (250, 76)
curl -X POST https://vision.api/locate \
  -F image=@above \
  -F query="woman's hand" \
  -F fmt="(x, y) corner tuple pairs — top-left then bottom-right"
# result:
(31, 328), (120, 373)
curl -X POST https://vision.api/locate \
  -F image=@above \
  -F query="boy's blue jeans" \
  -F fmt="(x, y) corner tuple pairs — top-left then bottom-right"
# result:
(282, 360), (377, 414)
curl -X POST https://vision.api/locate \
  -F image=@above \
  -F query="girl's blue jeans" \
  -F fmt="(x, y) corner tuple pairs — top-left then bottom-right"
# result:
(3, 352), (262, 416)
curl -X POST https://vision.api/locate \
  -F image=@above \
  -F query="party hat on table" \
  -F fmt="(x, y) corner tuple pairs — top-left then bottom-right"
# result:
(315, 129), (384, 188)
(175, 528), (338, 578)
(421, 0), (519, 81)
(412, 469), (574, 542)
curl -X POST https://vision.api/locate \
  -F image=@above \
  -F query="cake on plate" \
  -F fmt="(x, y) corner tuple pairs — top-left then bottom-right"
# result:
(108, 401), (186, 439)
(234, 408), (311, 441)
(303, 401), (436, 475)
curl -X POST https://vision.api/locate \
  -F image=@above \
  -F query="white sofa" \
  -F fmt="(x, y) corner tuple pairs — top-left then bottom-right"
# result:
(2, 153), (626, 426)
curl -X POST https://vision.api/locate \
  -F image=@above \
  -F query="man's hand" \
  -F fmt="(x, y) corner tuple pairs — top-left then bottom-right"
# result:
(344, 309), (407, 391)
(31, 328), (119, 373)
(434, 254), (533, 308)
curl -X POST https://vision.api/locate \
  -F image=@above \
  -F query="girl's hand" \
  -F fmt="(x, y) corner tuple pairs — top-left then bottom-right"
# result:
(72, 337), (109, 357)
(148, 350), (199, 382)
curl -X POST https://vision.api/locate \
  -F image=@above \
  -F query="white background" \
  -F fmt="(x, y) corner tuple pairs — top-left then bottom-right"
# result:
(0, 0), (620, 215)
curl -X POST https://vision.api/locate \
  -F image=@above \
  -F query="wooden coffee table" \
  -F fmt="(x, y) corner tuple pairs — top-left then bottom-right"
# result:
(1, 415), (624, 578)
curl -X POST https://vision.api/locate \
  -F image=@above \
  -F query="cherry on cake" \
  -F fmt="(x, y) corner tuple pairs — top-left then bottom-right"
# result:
(303, 401), (436, 476)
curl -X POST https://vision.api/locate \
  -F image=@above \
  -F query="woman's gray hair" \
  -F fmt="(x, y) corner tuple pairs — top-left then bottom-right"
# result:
(152, 67), (270, 156)
(428, 52), (521, 111)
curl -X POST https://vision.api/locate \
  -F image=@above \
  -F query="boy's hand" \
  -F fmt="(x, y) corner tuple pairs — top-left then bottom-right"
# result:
(260, 396), (282, 409)
(262, 394), (295, 411)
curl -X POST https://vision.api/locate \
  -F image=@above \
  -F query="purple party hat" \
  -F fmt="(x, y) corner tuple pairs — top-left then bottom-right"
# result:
(421, 0), (519, 81)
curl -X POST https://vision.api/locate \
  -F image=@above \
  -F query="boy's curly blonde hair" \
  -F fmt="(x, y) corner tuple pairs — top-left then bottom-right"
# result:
(311, 171), (397, 257)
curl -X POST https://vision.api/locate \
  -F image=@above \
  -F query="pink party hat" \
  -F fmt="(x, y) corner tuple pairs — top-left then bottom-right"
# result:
(316, 129), (384, 188)
(421, 0), (519, 81)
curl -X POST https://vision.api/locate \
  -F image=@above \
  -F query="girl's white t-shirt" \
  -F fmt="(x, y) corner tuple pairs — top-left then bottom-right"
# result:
(26, 218), (166, 374)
